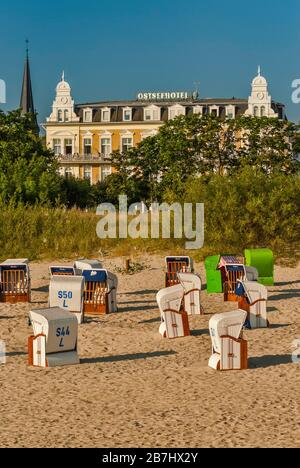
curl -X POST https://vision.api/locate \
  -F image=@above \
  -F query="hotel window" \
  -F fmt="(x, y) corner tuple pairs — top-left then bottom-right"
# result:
(101, 137), (112, 156)
(254, 106), (259, 117)
(122, 136), (133, 152)
(102, 108), (111, 122)
(65, 168), (73, 179)
(193, 106), (203, 115)
(168, 105), (185, 120)
(83, 137), (92, 155)
(261, 106), (266, 117)
(53, 139), (62, 156)
(64, 110), (69, 122)
(84, 166), (92, 183)
(123, 108), (132, 122)
(210, 107), (219, 117)
(226, 106), (235, 119)
(101, 166), (112, 182)
(58, 110), (63, 122)
(83, 109), (93, 123)
(144, 106), (160, 121)
(64, 139), (73, 155)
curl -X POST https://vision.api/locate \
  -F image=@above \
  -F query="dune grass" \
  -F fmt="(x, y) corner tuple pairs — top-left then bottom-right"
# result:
(0, 202), (298, 265)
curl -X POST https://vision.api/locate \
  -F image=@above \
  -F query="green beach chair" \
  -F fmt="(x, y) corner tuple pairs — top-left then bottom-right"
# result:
(244, 249), (274, 287)
(205, 255), (223, 294)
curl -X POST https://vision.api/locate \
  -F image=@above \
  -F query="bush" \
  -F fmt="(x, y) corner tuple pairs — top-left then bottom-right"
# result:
(183, 168), (300, 260)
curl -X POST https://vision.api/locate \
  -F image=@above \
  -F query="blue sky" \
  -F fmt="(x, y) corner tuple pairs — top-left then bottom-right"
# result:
(1, 0), (300, 123)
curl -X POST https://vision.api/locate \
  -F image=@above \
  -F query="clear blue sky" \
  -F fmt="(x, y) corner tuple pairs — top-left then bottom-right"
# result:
(1, 0), (300, 123)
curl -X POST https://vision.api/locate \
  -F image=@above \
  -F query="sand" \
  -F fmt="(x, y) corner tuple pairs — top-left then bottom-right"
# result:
(0, 255), (299, 448)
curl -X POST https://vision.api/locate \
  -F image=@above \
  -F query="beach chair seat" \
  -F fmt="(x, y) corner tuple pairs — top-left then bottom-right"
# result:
(209, 310), (248, 371)
(28, 308), (80, 368)
(236, 280), (268, 329)
(178, 272), (204, 316)
(156, 285), (190, 339)
(0, 259), (31, 303)
(82, 270), (118, 315)
(165, 256), (193, 288)
(245, 266), (259, 282)
(74, 259), (103, 275)
(49, 276), (85, 324)
(49, 266), (76, 277)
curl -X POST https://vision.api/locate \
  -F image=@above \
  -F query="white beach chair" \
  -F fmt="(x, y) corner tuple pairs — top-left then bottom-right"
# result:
(156, 285), (190, 339)
(0, 259), (31, 303)
(49, 276), (85, 324)
(237, 280), (268, 329)
(28, 308), (80, 368)
(178, 272), (204, 316)
(209, 310), (248, 371)
(82, 270), (118, 315)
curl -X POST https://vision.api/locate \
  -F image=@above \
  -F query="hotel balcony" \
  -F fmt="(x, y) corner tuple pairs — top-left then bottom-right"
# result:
(57, 153), (112, 164)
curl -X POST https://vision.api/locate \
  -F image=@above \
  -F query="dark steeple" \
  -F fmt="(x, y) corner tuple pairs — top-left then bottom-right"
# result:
(20, 41), (39, 133)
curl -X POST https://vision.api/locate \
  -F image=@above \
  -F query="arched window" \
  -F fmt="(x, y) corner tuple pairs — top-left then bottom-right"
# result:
(64, 110), (69, 122)
(58, 110), (63, 122)
(261, 106), (266, 117)
(254, 106), (259, 117)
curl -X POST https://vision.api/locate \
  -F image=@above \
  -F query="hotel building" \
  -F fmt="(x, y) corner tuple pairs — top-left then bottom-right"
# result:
(43, 68), (286, 185)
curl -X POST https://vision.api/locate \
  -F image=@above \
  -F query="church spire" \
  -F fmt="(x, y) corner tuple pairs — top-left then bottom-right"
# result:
(20, 41), (39, 133)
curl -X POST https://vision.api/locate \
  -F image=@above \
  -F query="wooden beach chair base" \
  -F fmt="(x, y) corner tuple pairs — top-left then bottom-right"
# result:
(0, 292), (30, 304)
(209, 336), (248, 371)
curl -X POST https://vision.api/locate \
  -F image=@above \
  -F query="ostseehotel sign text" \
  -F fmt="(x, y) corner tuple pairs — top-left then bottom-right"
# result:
(137, 91), (195, 101)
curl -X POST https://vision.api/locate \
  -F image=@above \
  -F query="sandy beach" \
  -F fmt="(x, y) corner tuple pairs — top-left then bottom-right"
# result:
(0, 255), (299, 448)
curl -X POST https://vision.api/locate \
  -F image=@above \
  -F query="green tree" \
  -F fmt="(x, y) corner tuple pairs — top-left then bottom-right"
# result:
(0, 110), (62, 204)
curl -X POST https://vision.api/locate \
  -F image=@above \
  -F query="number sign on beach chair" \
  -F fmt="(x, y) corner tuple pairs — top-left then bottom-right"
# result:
(156, 285), (190, 339)
(49, 276), (85, 324)
(49, 266), (76, 277)
(82, 270), (118, 315)
(236, 280), (269, 329)
(28, 308), (80, 368)
(209, 310), (248, 371)
(177, 272), (204, 316)
(74, 259), (103, 274)
(165, 256), (193, 288)
(0, 259), (31, 303)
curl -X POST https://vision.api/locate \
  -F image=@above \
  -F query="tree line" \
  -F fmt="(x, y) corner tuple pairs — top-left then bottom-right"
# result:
(0, 109), (299, 208)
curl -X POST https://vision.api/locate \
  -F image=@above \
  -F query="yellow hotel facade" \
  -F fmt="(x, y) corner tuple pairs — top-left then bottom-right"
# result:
(43, 69), (285, 185)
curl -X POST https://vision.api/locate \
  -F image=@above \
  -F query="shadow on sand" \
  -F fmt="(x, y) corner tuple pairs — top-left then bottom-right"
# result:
(269, 290), (300, 301)
(249, 354), (293, 369)
(81, 350), (177, 365)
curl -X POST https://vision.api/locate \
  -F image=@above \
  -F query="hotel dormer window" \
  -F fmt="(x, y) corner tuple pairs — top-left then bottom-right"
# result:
(193, 106), (203, 115)
(102, 108), (111, 122)
(83, 108), (93, 123)
(168, 105), (185, 120)
(210, 106), (219, 117)
(226, 105), (235, 119)
(123, 107), (132, 122)
(144, 105), (160, 121)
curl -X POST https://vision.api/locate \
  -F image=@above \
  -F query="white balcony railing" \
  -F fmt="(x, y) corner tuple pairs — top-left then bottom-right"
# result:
(57, 153), (112, 163)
